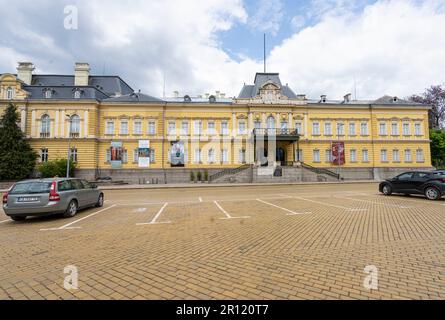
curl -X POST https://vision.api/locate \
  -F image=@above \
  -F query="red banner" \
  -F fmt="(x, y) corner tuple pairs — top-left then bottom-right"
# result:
(332, 142), (345, 166)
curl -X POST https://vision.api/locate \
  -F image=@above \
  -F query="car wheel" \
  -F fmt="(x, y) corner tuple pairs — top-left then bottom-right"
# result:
(382, 184), (392, 196)
(63, 200), (78, 218)
(10, 216), (26, 222)
(95, 194), (104, 208)
(425, 187), (441, 201)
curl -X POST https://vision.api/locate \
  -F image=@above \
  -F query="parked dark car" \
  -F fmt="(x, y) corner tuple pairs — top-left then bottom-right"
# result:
(379, 171), (445, 200)
(2, 178), (104, 221)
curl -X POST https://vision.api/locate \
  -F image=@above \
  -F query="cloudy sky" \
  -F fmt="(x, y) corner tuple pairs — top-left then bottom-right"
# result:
(1, 0), (445, 100)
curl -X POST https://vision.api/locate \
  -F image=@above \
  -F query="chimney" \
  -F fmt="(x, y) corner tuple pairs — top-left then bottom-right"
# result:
(17, 62), (35, 85)
(215, 90), (220, 98)
(220, 93), (226, 99)
(344, 93), (352, 103)
(74, 62), (90, 86)
(205, 93), (210, 99)
(320, 95), (327, 103)
(173, 91), (179, 98)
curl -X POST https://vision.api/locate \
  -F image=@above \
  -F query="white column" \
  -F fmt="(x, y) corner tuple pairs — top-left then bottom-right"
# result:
(288, 113), (293, 129)
(20, 109), (26, 133)
(304, 112), (308, 137)
(232, 112), (236, 138)
(31, 110), (36, 137)
(276, 113), (281, 129)
(84, 110), (89, 138)
(55, 110), (59, 138)
(262, 113), (266, 128)
(248, 112), (253, 137)
(61, 110), (65, 137)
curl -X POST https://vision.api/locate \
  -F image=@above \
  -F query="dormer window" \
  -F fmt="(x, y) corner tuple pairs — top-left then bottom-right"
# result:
(209, 95), (216, 103)
(6, 87), (13, 100)
(74, 90), (82, 99)
(321, 95), (327, 103)
(393, 96), (398, 102)
(184, 95), (192, 103)
(44, 89), (53, 99)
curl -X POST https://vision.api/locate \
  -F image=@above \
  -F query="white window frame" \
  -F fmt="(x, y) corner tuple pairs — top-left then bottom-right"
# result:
(120, 120), (129, 135)
(403, 122), (410, 136)
(221, 149), (229, 164)
(414, 123), (422, 136)
(324, 122), (332, 135)
(148, 121), (156, 135)
(106, 121), (115, 135)
(350, 149), (357, 163)
(181, 121), (189, 135)
(70, 148), (78, 162)
(221, 121), (229, 136)
(416, 149), (424, 162)
(393, 149), (400, 162)
(325, 149), (332, 163)
(194, 120), (202, 135)
(208, 149), (215, 164)
(349, 123), (356, 136)
(336, 122), (344, 136)
(379, 123), (387, 135)
(40, 148), (49, 163)
(70, 115), (80, 134)
(133, 120), (142, 135)
(362, 149), (369, 162)
(381, 149), (388, 162)
(194, 149), (201, 163)
(313, 149), (320, 162)
(238, 149), (246, 164)
(391, 122), (399, 136)
(312, 122), (320, 135)
(168, 121), (176, 135)
(134, 149), (139, 163)
(41, 115), (51, 134)
(405, 149), (412, 162)
(6, 87), (13, 100)
(295, 122), (302, 135)
(360, 123), (368, 136)
(208, 121), (216, 135)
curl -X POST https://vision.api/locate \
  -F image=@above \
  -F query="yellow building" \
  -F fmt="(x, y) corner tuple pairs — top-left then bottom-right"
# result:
(0, 62), (433, 183)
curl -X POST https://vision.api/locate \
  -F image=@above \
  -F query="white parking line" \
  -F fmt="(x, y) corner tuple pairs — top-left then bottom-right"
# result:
(359, 193), (445, 207)
(214, 201), (250, 220)
(136, 203), (171, 225)
(338, 196), (413, 209)
(40, 205), (117, 231)
(292, 196), (365, 211)
(256, 199), (311, 216)
(199, 197), (203, 203)
(134, 208), (147, 213)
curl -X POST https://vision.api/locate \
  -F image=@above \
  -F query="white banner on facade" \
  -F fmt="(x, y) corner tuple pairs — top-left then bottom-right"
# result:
(138, 140), (150, 168)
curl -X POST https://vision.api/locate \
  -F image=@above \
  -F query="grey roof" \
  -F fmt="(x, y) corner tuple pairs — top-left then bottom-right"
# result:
(23, 86), (109, 100)
(30, 75), (133, 96)
(237, 73), (298, 99)
(373, 95), (420, 105)
(102, 92), (164, 103)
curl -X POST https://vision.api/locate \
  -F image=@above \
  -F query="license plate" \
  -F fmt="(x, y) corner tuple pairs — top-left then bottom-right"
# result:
(18, 197), (39, 202)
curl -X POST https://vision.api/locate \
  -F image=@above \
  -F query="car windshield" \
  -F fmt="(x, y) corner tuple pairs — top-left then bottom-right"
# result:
(9, 182), (52, 195)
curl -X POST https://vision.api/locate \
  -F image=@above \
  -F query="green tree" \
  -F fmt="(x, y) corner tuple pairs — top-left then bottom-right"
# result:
(0, 103), (37, 180)
(430, 129), (445, 168)
(37, 159), (76, 178)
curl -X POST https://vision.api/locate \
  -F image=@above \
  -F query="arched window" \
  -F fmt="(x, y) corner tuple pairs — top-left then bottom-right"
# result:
(44, 89), (52, 99)
(208, 149), (215, 163)
(40, 114), (51, 136)
(267, 116), (276, 129)
(6, 87), (13, 100)
(70, 115), (80, 135)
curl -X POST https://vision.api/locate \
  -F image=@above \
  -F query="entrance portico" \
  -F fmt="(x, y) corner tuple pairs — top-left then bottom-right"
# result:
(252, 128), (300, 167)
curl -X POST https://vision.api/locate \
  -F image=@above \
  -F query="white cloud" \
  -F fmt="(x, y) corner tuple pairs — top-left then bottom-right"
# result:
(0, 0), (445, 101)
(269, 0), (445, 99)
(290, 15), (306, 31)
(248, 0), (284, 35)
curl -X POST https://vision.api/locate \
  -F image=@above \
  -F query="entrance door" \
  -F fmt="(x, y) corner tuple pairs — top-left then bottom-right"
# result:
(276, 148), (286, 163)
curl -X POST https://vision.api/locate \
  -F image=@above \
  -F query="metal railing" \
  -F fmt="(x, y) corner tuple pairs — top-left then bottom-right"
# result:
(253, 128), (299, 136)
(300, 162), (340, 180)
(40, 132), (50, 138)
(209, 164), (252, 182)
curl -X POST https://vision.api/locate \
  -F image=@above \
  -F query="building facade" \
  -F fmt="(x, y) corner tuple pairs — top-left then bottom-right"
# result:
(0, 62), (433, 183)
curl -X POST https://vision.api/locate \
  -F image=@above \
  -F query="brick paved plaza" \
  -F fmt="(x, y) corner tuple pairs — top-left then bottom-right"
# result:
(0, 183), (444, 300)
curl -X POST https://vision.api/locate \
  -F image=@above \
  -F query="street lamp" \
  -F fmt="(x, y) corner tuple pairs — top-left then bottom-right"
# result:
(66, 114), (72, 178)
(336, 123), (344, 180)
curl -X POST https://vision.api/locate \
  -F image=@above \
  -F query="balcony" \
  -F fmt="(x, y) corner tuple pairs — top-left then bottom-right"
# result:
(40, 132), (50, 138)
(70, 132), (80, 139)
(253, 128), (300, 141)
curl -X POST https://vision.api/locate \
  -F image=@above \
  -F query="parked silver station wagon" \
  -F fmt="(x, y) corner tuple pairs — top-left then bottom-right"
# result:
(2, 178), (104, 221)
